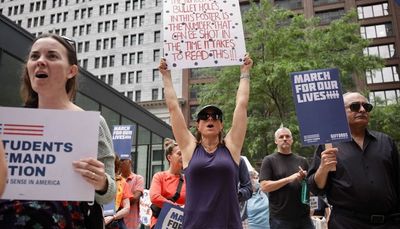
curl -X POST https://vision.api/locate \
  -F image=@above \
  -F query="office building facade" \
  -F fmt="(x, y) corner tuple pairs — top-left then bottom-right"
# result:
(0, 13), (173, 188)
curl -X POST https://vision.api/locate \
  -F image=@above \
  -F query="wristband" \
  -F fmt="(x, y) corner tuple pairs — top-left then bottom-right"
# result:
(240, 73), (250, 80)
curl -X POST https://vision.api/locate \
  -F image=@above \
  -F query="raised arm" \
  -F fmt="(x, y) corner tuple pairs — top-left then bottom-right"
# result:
(225, 54), (253, 165)
(159, 59), (196, 168)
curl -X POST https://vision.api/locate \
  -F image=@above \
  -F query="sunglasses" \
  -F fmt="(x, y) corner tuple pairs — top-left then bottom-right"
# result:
(61, 35), (76, 51)
(348, 102), (373, 112)
(197, 113), (222, 121)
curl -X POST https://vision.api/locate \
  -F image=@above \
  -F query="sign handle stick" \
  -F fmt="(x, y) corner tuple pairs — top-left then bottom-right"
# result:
(325, 143), (336, 171)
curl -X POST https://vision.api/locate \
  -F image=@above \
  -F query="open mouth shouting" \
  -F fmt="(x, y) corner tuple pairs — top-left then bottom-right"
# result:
(206, 123), (215, 128)
(35, 72), (49, 78)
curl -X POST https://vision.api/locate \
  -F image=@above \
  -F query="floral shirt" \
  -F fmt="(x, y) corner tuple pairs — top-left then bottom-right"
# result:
(0, 200), (86, 228)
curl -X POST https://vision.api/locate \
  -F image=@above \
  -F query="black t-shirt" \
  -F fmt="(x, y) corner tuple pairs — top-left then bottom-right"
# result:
(259, 152), (310, 220)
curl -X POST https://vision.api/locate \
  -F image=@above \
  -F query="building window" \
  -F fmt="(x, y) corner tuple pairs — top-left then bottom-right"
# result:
(123, 36), (129, 47)
(111, 38), (116, 49)
(155, 13), (161, 24)
(122, 54), (127, 66)
(82, 59), (88, 69)
(127, 91), (133, 100)
(100, 75), (106, 82)
(152, 88), (159, 100)
(357, 2), (389, 19)
(120, 72), (127, 84)
(366, 66), (400, 84)
(108, 74), (113, 86)
(96, 40), (101, 50)
(109, 55), (115, 67)
(156, 0), (162, 6)
(275, 0), (302, 10)
(139, 15), (145, 26)
(360, 23), (393, 39)
(152, 69), (159, 81)
(315, 8), (345, 24)
(154, 31), (161, 43)
(153, 49), (160, 62)
(135, 90), (141, 102)
(128, 71), (134, 84)
(370, 89), (400, 105)
(84, 41), (90, 52)
(137, 52), (143, 64)
(364, 44), (395, 59)
(102, 56), (108, 68)
(94, 57), (100, 68)
(138, 33), (144, 44)
(125, 1), (131, 11)
(130, 34), (137, 46)
(136, 71), (142, 83)
(129, 53), (136, 65)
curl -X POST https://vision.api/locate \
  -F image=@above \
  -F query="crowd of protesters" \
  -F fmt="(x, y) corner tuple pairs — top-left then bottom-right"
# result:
(0, 33), (399, 229)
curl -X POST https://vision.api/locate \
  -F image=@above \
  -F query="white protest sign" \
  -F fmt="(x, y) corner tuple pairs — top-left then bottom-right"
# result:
(163, 0), (246, 69)
(139, 189), (152, 226)
(0, 107), (99, 201)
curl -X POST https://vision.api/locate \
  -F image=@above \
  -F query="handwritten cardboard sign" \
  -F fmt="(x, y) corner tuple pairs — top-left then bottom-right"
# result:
(0, 107), (99, 201)
(163, 0), (246, 69)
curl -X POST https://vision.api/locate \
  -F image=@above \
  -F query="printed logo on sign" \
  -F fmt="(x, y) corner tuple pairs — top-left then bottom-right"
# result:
(330, 133), (348, 140)
(304, 134), (320, 144)
(0, 123), (44, 136)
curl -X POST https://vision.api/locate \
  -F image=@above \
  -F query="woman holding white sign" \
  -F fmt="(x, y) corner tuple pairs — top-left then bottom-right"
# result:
(159, 54), (253, 228)
(0, 33), (116, 228)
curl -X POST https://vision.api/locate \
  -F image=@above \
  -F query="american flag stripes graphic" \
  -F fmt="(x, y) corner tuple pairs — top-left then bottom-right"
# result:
(0, 123), (44, 136)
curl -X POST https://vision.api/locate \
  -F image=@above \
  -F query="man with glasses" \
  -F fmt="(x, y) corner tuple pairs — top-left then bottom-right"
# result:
(307, 92), (400, 228)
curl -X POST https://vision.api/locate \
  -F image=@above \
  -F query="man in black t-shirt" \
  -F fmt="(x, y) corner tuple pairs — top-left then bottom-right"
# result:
(260, 127), (314, 229)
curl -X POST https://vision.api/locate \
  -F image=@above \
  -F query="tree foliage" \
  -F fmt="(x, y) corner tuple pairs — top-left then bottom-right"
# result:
(197, 0), (384, 164)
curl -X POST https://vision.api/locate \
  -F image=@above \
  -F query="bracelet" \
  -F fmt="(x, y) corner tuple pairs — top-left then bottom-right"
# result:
(240, 73), (250, 80)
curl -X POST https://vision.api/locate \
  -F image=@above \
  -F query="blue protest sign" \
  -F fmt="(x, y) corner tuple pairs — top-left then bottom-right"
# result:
(290, 68), (351, 146)
(112, 125), (135, 159)
(154, 203), (184, 229)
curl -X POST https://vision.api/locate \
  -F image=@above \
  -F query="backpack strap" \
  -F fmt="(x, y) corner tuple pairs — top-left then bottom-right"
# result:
(170, 175), (184, 203)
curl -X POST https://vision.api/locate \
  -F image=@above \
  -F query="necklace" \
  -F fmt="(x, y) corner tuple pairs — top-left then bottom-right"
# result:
(201, 142), (219, 153)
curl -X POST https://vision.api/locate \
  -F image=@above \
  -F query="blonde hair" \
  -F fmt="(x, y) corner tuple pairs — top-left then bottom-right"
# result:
(164, 138), (178, 162)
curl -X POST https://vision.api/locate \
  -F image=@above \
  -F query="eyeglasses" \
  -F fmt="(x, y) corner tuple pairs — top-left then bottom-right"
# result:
(348, 102), (373, 112)
(197, 113), (222, 121)
(61, 35), (76, 51)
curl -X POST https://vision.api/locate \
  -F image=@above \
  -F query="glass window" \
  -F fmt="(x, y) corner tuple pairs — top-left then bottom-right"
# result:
(122, 54), (127, 66)
(130, 34), (137, 46)
(137, 52), (143, 63)
(138, 33), (144, 44)
(152, 69), (159, 81)
(108, 74), (113, 86)
(0, 51), (24, 107)
(136, 71), (142, 83)
(123, 35), (128, 47)
(358, 3), (389, 19)
(152, 88), (158, 100)
(127, 91), (133, 100)
(101, 105), (120, 131)
(121, 72), (127, 84)
(135, 90), (141, 102)
(129, 53), (135, 65)
(128, 71), (134, 84)
(138, 125), (151, 144)
(154, 31), (161, 43)
(153, 49), (160, 62)
(155, 13), (161, 24)
(75, 92), (100, 111)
